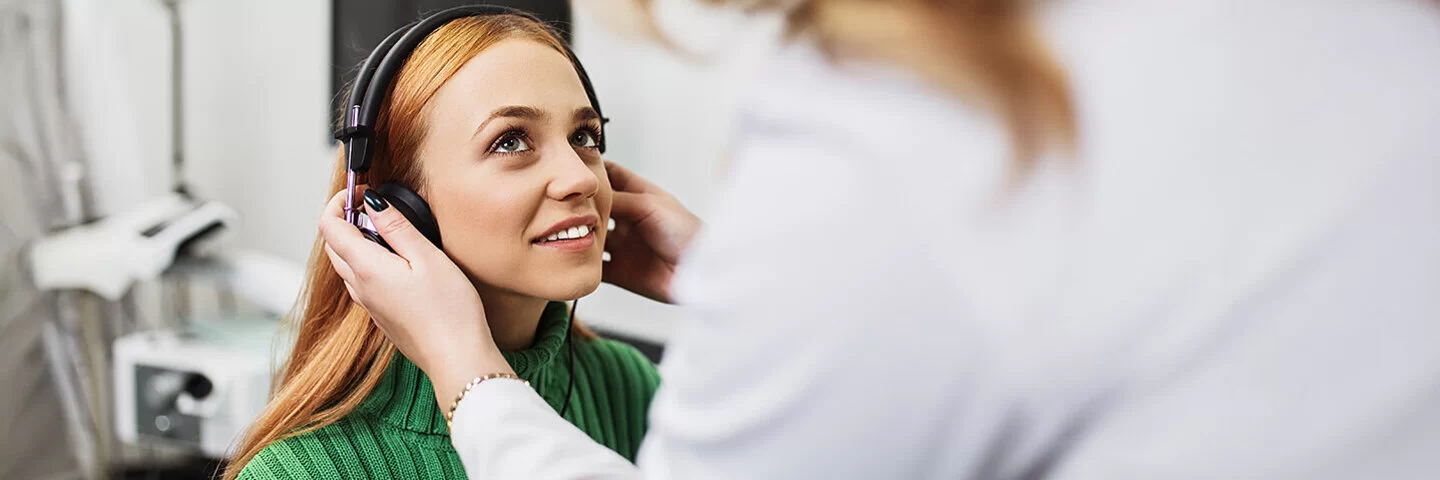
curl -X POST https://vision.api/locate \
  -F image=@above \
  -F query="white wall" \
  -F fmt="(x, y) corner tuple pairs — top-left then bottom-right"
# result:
(62, 0), (335, 264)
(181, 0), (337, 263)
(60, 0), (778, 342)
(61, 0), (174, 216)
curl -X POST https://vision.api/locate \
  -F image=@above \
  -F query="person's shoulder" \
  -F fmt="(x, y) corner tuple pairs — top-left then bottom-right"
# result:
(234, 419), (368, 480)
(576, 336), (661, 388)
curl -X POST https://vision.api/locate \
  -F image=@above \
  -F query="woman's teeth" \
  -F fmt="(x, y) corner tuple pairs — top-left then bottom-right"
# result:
(542, 225), (591, 243)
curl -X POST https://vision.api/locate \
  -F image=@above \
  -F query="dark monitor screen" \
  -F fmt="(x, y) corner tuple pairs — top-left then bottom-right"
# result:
(330, 0), (571, 130)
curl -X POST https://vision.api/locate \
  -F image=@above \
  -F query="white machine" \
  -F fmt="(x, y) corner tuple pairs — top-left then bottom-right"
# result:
(27, 192), (237, 301)
(113, 317), (286, 458)
(27, 189), (305, 461)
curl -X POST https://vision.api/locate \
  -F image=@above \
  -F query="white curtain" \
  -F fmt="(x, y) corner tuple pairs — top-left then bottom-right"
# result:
(0, 0), (87, 478)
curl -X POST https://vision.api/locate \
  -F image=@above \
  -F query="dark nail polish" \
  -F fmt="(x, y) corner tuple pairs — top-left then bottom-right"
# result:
(363, 189), (390, 212)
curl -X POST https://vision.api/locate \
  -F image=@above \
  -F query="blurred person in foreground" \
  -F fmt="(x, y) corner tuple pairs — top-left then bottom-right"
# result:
(320, 0), (1440, 478)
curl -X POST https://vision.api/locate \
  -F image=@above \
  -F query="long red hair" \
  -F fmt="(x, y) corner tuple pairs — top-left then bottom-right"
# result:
(225, 14), (590, 479)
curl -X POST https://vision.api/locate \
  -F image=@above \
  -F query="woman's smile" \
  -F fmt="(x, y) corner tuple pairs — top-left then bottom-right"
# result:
(532, 214), (599, 252)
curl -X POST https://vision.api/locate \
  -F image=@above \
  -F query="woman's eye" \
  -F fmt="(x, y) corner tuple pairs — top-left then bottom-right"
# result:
(494, 134), (531, 153)
(570, 130), (599, 148)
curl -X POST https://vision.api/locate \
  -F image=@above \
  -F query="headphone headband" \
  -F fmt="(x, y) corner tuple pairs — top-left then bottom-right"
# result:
(337, 5), (607, 173)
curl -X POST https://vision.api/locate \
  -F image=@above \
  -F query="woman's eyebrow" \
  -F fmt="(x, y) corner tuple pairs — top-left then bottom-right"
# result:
(472, 105), (547, 139)
(574, 107), (600, 123)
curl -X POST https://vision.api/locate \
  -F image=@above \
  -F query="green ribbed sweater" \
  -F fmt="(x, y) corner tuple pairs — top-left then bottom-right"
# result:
(237, 302), (661, 479)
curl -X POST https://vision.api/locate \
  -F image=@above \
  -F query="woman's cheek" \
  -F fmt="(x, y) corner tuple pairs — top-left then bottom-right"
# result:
(437, 193), (525, 280)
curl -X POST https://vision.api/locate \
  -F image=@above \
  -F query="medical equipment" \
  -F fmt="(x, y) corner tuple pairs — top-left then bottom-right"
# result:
(28, 191), (302, 459)
(113, 317), (283, 458)
(28, 192), (235, 300)
(24, 191), (235, 478)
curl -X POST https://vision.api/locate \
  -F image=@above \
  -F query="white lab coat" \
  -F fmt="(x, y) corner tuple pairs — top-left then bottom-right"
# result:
(451, 1), (1440, 478)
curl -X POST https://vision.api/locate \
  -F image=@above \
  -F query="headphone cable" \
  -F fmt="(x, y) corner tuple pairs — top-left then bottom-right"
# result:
(560, 298), (578, 418)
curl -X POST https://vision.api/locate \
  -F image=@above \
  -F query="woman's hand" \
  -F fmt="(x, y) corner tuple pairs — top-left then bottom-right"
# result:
(318, 188), (513, 409)
(602, 160), (703, 304)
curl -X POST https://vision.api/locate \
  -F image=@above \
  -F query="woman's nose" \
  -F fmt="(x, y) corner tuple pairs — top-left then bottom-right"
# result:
(546, 150), (600, 203)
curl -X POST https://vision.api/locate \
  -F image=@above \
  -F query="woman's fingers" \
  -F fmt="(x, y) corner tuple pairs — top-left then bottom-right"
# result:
(606, 160), (659, 194)
(603, 222), (636, 264)
(601, 237), (641, 288)
(321, 190), (366, 304)
(362, 190), (439, 264)
(324, 243), (356, 283)
(318, 210), (398, 280)
(601, 234), (672, 304)
(323, 188), (350, 219)
(601, 219), (668, 300)
(610, 191), (655, 223)
(342, 280), (361, 306)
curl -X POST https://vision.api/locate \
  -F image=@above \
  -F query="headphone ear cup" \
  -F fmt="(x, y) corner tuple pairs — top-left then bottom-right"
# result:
(374, 182), (443, 249)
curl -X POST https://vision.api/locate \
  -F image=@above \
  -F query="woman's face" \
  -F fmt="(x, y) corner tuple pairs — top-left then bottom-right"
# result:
(415, 39), (610, 301)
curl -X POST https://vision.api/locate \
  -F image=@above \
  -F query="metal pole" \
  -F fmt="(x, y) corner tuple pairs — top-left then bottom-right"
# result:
(44, 292), (101, 480)
(161, 0), (187, 197)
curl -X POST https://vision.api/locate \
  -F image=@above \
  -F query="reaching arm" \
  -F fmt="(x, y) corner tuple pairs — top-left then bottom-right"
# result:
(449, 132), (993, 479)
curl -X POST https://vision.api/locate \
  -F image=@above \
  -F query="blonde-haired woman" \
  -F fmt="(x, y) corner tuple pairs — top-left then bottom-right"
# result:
(326, 0), (1440, 478)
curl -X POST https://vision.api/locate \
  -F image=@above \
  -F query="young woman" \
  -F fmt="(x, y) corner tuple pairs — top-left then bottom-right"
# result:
(225, 13), (660, 480)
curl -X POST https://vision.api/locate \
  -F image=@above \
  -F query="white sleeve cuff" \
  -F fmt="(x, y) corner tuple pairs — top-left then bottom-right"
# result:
(450, 378), (642, 480)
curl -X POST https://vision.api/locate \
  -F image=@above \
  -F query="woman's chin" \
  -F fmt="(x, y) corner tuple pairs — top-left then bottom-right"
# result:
(466, 260), (603, 302)
(534, 273), (603, 302)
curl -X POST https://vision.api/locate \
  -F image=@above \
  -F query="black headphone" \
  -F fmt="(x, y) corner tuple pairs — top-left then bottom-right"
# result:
(335, 4), (608, 250)
(336, 4), (594, 419)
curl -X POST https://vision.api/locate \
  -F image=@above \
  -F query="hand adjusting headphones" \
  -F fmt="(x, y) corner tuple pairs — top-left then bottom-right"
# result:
(335, 4), (608, 251)
(335, 5), (600, 418)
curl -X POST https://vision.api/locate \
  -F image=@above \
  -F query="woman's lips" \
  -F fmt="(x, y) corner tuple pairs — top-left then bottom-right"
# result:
(533, 215), (600, 242)
(533, 224), (596, 252)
